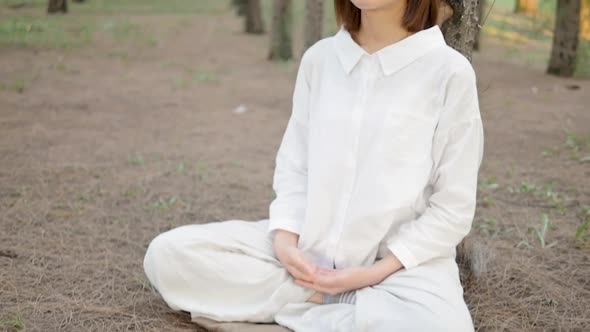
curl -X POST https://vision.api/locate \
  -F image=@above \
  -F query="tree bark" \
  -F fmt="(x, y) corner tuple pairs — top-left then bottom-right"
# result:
(245, 0), (265, 34)
(438, 0), (482, 277)
(304, 0), (324, 52)
(547, 0), (581, 77)
(474, 0), (485, 51)
(232, 0), (247, 16)
(440, 0), (480, 60)
(47, 0), (67, 13)
(268, 0), (293, 61)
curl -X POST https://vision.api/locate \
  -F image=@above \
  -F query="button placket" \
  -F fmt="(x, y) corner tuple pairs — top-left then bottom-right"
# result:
(329, 56), (376, 268)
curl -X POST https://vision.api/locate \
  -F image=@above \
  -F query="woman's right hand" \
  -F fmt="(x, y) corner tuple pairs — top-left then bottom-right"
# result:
(272, 229), (318, 284)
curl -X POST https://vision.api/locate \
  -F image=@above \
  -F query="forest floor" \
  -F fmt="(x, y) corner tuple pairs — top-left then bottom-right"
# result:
(1, 1), (589, 331)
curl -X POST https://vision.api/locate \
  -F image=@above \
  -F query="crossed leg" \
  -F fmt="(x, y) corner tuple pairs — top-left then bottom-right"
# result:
(274, 256), (475, 332)
(144, 219), (474, 331)
(143, 218), (316, 323)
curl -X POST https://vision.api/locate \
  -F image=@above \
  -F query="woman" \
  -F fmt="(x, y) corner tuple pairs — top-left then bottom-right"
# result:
(143, 0), (484, 331)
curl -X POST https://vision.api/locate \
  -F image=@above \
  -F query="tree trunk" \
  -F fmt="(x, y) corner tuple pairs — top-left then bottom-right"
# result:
(514, 0), (538, 14)
(440, 0), (480, 60)
(304, 0), (324, 52)
(474, 0), (485, 51)
(245, 0), (265, 34)
(547, 0), (581, 77)
(268, 0), (293, 61)
(232, 0), (247, 16)
(47, 0), (67, 13)
(438, 0), (481, 277)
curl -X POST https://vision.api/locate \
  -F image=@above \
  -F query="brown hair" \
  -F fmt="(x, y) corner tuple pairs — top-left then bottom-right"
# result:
(334, 0), (440, 33)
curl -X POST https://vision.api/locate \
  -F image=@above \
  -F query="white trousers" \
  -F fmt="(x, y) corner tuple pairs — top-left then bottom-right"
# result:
(143, 219), (475, 332)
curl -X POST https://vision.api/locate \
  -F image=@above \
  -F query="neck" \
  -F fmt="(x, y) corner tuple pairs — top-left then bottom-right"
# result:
(353, 3), (411, 54)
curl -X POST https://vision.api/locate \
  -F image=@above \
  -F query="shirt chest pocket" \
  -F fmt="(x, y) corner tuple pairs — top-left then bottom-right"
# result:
(381, 109), (437, 166)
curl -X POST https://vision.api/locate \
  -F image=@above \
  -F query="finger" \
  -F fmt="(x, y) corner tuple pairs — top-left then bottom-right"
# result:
(296, 253), (318, 275)
(295, 279), (338, 295)
(287, 264), (316, 282)
(292, 257), (318, 281)
(286, 265), (310, 280)
(294, 278), (325, 292)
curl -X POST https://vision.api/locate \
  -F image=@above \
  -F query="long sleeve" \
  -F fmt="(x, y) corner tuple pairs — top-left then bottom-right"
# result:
(267, 53), (312, 236)
(386, 60), (485, 270)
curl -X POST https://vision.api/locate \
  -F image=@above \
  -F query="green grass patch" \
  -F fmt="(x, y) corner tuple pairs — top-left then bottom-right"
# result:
(0, 16), (92, 48)
(0, 315), (25, 330)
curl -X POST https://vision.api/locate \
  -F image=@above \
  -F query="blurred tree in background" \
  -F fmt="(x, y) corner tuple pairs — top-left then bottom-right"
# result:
(232, 0), (247, 16)
(547, 0), (581, 76)
(304, 0), (324, 51)
(47, 0), (67, 13)
(36, 0), (590, 75)
(440, 0), (480, 59)
(268, 0), (293, 61)
(246, 0), (265, 34)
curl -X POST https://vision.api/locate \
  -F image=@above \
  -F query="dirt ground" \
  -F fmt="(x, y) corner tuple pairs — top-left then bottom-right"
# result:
(1, 3), (590, 332)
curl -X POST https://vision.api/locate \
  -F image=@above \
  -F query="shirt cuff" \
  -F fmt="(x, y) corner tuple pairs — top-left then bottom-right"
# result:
(267, 218), (301, 236)
(387, 240), (420, 270)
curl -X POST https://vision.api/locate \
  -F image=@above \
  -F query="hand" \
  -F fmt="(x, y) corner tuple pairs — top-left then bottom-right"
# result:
(278, 245), (319, 283)
(294, 265), (377, 296)
(272, 229), (319, 283)
(296, 252), (405, 296)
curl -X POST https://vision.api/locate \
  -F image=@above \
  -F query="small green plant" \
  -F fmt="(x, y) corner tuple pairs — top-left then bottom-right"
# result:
(176, 161), (187, 174)
(509, 180), (537, 193)
(1, 79), (27, 93)
(192, 70), (218, 83)
(509, 180), (566, 214)
(125, 189), (139, 198)
(534, 213), (558, 248)
(128, 153), (145, 166)
(563, 129), (589, 152)
(228, 161), (243, 168)
(517, 213), (559, 249)
(575, 205), (590, 240)
(481, 196), (495, 208)
(481, 176), (500, 190)
(542, 147), (559, 157)
(195, 161), (209, 180)
(537, 181), (566, 214)
(0, 315), (25, 330)
(175, 77), (189, 89)
(151, 196), (177, 211)
(474, 217), (498, 237)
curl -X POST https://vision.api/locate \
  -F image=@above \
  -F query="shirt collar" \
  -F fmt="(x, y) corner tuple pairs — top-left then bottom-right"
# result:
(333, 24), (447, 76)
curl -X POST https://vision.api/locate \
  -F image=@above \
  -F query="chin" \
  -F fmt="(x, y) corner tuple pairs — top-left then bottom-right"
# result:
(349, 0), (401, 10)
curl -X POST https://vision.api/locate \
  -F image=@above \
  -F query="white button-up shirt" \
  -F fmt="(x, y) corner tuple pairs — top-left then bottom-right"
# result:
(267, 24), (484, 271)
